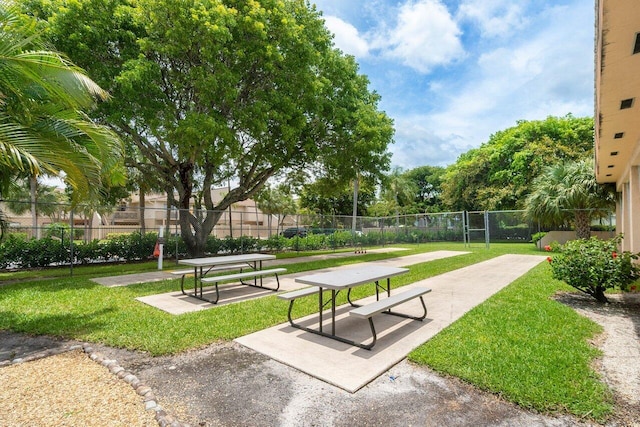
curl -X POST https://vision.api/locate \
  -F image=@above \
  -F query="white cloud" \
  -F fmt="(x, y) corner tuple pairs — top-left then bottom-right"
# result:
(323, 15), (370, 57)
(457, 0), (528, 38)
(391, 115), (476, 167)
(313, 0), (595, 170)
(374, 0), (465, 73)
(390, 2), (594, 168)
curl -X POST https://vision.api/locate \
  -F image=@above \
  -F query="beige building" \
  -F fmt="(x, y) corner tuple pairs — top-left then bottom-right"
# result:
(595, 0), (640, 251)
(111, 187), (274, 238)
(3, 187), (285, 240)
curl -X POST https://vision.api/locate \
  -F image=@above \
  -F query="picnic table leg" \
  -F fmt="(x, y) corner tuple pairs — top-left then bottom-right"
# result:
(331, 289), (337, 336)
(319, 287), (323, 333)
(196, 267), (201, 298)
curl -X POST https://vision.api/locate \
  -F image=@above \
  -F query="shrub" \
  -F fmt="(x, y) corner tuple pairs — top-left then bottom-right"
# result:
(547, 235), (640, 302)
(45, 222), (83, 240)
(21, 237), (67, 268)
(531, 232), (547, 247)
(73, 240), (104, 264)
(0, 235), (29, 268)
(263, 234), (287, 252)
(205, 236), (223, 254)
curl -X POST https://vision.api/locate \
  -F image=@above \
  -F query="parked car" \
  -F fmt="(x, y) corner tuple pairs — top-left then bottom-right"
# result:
(281, 227), (308, 238)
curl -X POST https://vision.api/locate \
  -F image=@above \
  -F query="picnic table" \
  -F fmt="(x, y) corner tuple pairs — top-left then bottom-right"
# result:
(279, 265), (431, 349)
(176, 253), (285, 304)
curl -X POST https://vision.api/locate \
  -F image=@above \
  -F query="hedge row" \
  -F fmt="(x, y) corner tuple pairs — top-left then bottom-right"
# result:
(0, 227), (464, 270)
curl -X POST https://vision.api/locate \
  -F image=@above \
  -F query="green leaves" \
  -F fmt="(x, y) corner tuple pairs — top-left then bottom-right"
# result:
(548, 235), (640, 302)
(441, 115), (594, 211)
(525, 159), (615, 238)
(32, 0), (393, 256)
(0, 1), (124, 202)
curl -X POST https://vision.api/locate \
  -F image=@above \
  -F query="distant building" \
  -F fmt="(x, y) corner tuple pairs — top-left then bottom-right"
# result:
(2, 187), (289, 240)
(111, 187), (273, 238)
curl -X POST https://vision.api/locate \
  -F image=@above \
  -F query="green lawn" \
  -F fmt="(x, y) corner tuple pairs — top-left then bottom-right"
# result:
(0, 242), (614, 421)
(408, 261), (613, 421)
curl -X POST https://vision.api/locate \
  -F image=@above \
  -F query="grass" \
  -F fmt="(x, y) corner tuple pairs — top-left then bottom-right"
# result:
(408, 262), (614, 421)
(0, 242), (614, 421)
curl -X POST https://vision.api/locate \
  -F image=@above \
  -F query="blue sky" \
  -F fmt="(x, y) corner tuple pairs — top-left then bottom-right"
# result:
(311, 0), (594, 169)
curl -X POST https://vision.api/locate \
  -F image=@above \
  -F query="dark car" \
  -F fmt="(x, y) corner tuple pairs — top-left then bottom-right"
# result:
(281, 227), (308, 238)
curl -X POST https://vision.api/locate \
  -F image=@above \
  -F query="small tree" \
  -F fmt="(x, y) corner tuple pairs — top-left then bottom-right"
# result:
(525, 159), (615, 239)
(254, 184), (298, 237)
(547, 235), (639, 303)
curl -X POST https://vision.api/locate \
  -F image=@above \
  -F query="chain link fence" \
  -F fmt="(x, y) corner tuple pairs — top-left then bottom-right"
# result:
(0, 200), (616, 244)
(0, 200), (616, 272)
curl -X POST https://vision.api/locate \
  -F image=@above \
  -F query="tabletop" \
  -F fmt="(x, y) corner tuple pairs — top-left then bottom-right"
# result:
(295, 264), (408, 290)
(178, 253), (276, 267)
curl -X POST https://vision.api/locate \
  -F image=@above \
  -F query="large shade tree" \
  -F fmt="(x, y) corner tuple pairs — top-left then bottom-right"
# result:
(0, 1), (124, 237)
(441, 115), (594, 211)
(28, 0), (394, 256)
(524, 159), (615, 239)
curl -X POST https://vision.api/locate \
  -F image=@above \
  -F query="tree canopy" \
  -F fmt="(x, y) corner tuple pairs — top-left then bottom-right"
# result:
(299, 177), (376, 217)
(440, 115), (594, 211)
(402, 165), (445, 212)
(26, 0), (394, 255)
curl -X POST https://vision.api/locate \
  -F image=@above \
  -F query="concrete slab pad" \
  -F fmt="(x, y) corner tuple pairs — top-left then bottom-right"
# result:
(135, 251), (468, 314)
(136, 276), (300, 315)
(235, 254), (546, 393)
(91, 271), (173, 287)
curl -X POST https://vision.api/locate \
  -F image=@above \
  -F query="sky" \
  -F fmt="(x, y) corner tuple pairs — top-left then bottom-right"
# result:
(311, 0), (595, 169)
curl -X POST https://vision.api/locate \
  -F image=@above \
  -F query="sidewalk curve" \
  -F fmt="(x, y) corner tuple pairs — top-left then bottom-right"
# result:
(235, 254), (546, 393)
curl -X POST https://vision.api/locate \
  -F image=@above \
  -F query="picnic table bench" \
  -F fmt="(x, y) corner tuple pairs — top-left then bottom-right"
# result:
(278, 265), (430, 350)
(199, 268), (286, 304)
(175, 254), (285, 304)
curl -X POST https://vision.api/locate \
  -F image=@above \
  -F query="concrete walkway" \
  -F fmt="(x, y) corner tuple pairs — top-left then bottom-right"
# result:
(236, 254), (546, 392)
(135, 250), (467, 314)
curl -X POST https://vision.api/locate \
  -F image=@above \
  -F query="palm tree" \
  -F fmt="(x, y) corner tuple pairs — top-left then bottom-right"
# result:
(0, 1), (124, 235)
(525, 159), (615, 239)
(381, 167), (418, 227)
(0, 2), (123, 197)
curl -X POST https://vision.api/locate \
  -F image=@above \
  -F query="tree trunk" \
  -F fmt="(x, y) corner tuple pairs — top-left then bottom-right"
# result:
(574, 210), (591, 240)
(178, 209), (224, 257)
(593, 286), (609, 303)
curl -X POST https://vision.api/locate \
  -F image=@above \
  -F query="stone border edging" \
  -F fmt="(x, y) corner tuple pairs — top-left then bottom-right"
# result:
(82, 344), (188, 427)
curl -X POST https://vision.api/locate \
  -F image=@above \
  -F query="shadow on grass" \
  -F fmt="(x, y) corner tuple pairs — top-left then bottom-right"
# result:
(0, 307), (116, 339)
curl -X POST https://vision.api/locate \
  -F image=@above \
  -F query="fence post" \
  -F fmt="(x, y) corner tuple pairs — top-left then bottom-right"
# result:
(69, 209), (74, 277)
(484, 210), (490, 249)
(463, 211), (469, 247)
(157, 226), (164, 270)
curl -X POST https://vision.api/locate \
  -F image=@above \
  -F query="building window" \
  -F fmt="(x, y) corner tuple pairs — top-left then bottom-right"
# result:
(620, 98), (634, 109)
(633, 32), (640, 54)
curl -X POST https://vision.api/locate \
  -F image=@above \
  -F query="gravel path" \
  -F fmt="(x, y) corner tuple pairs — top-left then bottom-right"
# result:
(0, 350), (157, 426)
(1, 292), (638, 426)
